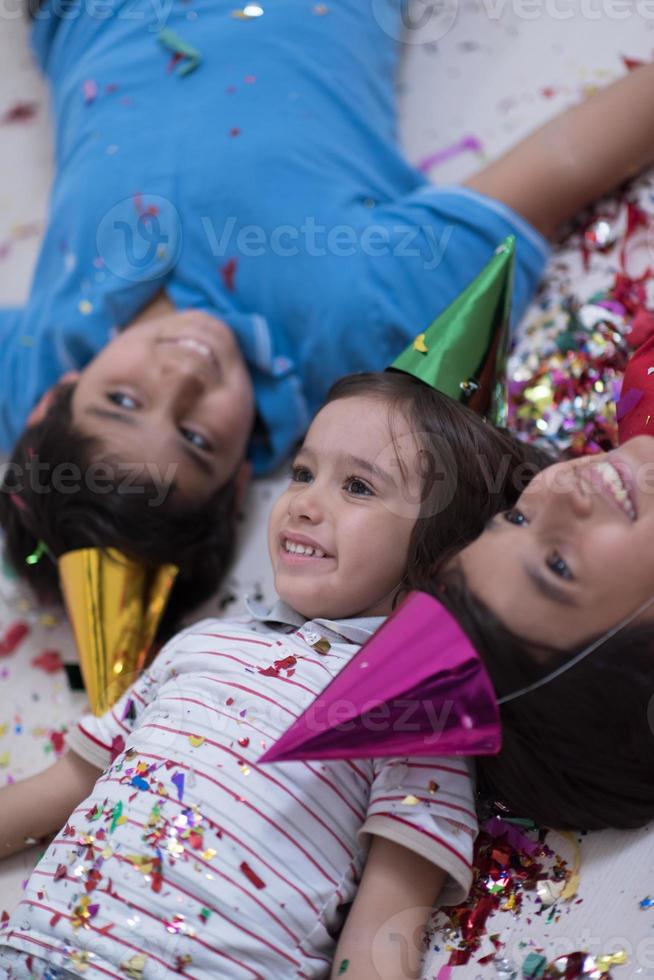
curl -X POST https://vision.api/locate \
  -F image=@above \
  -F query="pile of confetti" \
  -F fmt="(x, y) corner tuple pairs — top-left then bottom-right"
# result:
(430, 815), (580, 968)
(508, 187), (654, 455)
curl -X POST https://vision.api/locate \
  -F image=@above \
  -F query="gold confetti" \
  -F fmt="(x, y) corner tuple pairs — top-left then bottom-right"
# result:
(597, 951), (628, 971)
(0, 753), (10, 769)
(0, 724), (8, 737)
(413, 332), (428, 354)
(401, 794), (420, 806)
(202, 848), (217, 861)
(312, 637), (331, 655)
(189, 735), (205, 748)
(78, 300), (93, 315)
(120, 954), (148, 980)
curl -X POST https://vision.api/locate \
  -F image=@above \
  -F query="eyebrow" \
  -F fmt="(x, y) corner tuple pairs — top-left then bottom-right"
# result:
(525, 564), (578, 607)
(299, 447), (395, 485)
(85, 406), (215, 478)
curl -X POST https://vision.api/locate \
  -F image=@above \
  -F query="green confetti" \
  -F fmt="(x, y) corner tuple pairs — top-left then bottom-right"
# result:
(110, 800), (123, 833)
(338, 961), (349, 976)
(157, 28), (202, 76)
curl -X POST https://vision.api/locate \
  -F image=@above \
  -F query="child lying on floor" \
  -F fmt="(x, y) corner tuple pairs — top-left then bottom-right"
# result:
(3, 373), (653, 979)
(4, 0), (654, 628)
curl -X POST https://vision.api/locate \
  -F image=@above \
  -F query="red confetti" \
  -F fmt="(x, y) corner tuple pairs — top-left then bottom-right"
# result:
(258, 655), (297, 679)
(1, 910), (9, 927)
(49, 730), (67, 756)
(31, 650), (63, 673)
(623, 55), (646, 71)
(229, 127), (241, 138)
(1, 102), (38, 124)
(85, 868), (103, 893)
(220, 257), (238, 292)
(240, 861), (266, 889)
(49, 913), (62, 927)
(0, 621), (29, 656)
(110, 735), (126, 762)
(54, 864), (67, 882)
(238, 737), (250, 748)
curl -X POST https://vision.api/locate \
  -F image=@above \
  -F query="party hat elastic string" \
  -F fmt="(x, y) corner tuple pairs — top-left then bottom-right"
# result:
(498, 592), (654, 706)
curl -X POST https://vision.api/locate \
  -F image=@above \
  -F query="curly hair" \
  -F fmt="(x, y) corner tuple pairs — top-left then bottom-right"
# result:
(0, 384), (239, 638)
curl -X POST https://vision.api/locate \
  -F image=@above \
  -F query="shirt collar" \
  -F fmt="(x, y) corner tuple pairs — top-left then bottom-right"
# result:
(245, 596), (385, 645)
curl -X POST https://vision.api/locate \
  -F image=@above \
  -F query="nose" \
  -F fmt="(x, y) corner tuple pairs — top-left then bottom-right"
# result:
(158, 354), (206, 409)
(541, 462), (594, 521)
(287, 483), (324, 524)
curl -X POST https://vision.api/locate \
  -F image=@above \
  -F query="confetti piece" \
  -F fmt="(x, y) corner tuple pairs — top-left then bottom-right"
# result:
(71, 895), (99, 930)
(83, 79), (98, 103)
(640, 895), (654, 908)
(110, 735), (125, 762)
(428, 780), (439, 793)
(338, 960), (350, 976)
(1, 102), (38, 124)
(401, 794), (420, 806)
(238, 737), (250, 748)
(172, 771), (185, 801)
(0, 753), (10, 769)
(413, 332), (428, 354)
(157, 28), (202, 76)
(220, 257), (238, 292)
(31, 650), (63, 673)
(110, 801), (126, 833)
(240, 861), (266, 889)
(0, 621), (29, 656)
(232, 4), (264, 17)
(189, 735), (205, 748)
(416, 135), (483, 174)
(120, 954), (148, 979)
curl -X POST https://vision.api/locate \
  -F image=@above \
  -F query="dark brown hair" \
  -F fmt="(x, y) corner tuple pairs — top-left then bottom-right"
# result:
(435, 571), (654, 830)
(326, 371), (555, 593)
(0, 384), (239, 637)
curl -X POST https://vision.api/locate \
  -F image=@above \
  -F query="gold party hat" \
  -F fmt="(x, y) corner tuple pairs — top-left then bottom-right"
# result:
(58, 548), (178, 715)
(389, 236), (515, 425)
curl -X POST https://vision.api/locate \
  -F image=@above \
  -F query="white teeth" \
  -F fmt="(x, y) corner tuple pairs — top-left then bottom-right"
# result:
(283, 540), (325, 558)
(176, 338), (213, 359)
(595, 461), (635, 520)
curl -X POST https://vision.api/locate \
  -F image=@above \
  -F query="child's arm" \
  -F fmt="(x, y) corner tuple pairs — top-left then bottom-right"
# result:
(330, 836), (445, 980)
(466, 62), (654, 239)
(0, 751), (100, 860)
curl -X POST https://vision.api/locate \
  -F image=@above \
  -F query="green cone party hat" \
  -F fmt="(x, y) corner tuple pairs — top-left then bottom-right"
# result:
(389, 236), (515, 425)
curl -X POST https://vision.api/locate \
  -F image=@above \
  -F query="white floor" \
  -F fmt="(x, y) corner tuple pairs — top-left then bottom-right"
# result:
(1, 5), (654, 979)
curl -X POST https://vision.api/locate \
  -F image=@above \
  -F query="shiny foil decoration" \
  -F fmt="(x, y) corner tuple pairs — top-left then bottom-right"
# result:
(58, 548), (178, 715)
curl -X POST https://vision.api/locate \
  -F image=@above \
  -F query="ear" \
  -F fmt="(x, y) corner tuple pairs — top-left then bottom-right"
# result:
(27, 371), (81, 427)
(233, 460), (252, 517)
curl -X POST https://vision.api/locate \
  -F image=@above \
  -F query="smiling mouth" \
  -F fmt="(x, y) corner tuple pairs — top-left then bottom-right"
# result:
(589, 460), (636, 520)
(281, 537), (332, 560)
(158, 336), (219, 367)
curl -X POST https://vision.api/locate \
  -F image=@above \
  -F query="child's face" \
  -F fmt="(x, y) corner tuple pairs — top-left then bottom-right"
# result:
(267, 395), (423, 621)
(457, 435), (654, 648)
(70, 312), (256, 501)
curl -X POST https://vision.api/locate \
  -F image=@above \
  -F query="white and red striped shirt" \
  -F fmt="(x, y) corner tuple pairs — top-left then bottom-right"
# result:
(0, 603), (477, 979)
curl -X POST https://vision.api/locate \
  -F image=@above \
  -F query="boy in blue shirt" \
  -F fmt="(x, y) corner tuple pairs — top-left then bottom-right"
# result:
(2, 0), (654, 625)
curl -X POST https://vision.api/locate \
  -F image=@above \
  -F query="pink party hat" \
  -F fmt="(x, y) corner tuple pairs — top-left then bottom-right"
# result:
(259, 592), (501, 764)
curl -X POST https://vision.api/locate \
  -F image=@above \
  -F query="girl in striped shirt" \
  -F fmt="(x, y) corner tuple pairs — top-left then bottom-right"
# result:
(0, 371), (547, 980)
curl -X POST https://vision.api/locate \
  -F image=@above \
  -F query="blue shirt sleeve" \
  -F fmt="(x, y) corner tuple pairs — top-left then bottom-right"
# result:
(361, 184), (551, 365)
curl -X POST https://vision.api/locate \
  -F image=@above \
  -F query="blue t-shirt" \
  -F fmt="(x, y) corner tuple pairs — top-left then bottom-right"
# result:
(0, 0), (550, 472)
